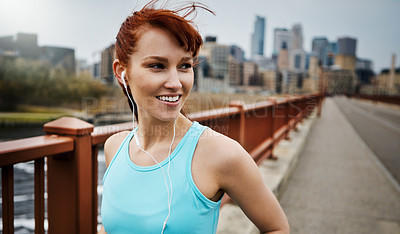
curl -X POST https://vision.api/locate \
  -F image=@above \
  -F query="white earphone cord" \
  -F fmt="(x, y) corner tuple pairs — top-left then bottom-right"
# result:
(134, 121), (176, 234)
(122, 71), (175, 234)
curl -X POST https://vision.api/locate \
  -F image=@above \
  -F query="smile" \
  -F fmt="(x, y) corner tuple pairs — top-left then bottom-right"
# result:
(156, 95), (182, 103)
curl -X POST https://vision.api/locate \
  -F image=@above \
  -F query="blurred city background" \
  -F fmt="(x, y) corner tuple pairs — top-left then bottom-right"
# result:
(0, 0), (399, 233)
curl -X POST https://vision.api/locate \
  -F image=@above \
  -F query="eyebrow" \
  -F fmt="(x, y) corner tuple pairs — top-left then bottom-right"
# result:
(181, 57), (193, 62)
(142, 56), (193, 63)
(142, 56), (168, 63)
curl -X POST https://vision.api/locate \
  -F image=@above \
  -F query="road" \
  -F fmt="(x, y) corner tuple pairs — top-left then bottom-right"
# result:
(334, 96), (400, 185)
(280, 97), (400, 234)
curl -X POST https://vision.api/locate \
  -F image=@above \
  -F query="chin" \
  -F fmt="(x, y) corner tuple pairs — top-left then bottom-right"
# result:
(155, 112), (181, 122)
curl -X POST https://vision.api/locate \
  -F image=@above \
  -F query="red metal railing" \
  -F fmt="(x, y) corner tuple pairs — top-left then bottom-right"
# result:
(0, 93), (323, 234)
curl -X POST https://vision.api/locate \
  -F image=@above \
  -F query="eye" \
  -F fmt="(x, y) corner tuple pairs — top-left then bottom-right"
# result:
(148, 63), (165, 69)
(180, 63), (192, 69)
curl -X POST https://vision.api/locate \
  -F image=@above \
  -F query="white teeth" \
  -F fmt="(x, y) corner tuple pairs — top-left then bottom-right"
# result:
(157, 95), (179, 102)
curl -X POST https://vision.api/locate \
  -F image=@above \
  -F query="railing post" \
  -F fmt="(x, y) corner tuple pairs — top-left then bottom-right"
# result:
(267, 98), (278, 160)
(34, 158), (45, 234)
(317, 93), (324, 117)
(229, 101), (246, 147)
(284, 99), (291, 140)
(2, 165), (14, 234)
(44, 117), (95, 234)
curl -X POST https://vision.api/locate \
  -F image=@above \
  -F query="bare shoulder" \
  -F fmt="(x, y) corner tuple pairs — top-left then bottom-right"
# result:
(198, 128), (253, 171)
(104, 131), (131, 168)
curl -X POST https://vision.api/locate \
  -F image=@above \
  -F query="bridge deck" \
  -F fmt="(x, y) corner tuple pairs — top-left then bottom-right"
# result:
(280, 97), (400, 234)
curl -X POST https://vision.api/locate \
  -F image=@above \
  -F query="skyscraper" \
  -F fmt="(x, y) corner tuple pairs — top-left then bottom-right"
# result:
(230, 45), (245, 63)
(337, 37), (357, 56)
(312, 37), (329, 65)
(291, 24), (303, 50)
(290, 24), (305, 71)
(274, 28), (292, 55)
(335, 37), (357, 70)
(251, 16), (266, 58)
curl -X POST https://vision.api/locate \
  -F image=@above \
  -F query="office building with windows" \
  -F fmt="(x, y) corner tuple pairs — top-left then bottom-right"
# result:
(250, 16), (266, 58)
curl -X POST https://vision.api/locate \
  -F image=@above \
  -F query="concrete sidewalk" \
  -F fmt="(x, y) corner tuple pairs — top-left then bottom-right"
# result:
(217, 102), (317, 234)
(280, 98), (400, 233)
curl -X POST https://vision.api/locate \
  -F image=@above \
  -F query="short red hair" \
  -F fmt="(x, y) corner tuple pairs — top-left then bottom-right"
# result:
(115, 0), (212, 67)
(114, 0), (213, 120)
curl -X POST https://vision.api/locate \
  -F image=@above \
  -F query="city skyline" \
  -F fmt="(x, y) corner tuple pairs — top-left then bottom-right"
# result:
(1, 0), (399, 73)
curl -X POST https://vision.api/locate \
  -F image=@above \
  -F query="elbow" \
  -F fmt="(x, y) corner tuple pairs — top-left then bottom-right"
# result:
(262, 221), (290, 234)
(262, 228), (290, 234)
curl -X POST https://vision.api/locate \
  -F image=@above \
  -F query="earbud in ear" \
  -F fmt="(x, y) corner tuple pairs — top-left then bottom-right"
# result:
(121, 70), (127, 88)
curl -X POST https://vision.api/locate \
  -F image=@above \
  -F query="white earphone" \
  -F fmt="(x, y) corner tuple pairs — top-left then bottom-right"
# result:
(121, 70), (128, 89)
(121, 69), (174, 234)
(121, 70), (135, 128)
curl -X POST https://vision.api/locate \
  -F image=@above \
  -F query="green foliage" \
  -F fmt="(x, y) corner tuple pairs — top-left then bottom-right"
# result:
(0, 57), (107, 111)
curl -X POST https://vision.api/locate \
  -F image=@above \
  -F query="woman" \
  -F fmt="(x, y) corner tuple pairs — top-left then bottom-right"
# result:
(99, 1), (289, 233)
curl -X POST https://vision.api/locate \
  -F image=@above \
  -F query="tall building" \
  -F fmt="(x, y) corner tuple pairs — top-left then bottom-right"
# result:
(197, 39), (234, 93)
(228, 56), (243, 86)
(338, 37), (357, 56)
(335, 37), (357, 71)
(375, 54), (400, 95)
(312, 37), (329, 65)
(291, 24), (303, 50)
(0, 35), (14, 52)
(0, 32), (75, 74)
(243, 61), (259, 86)
(15, 33), (40, 59)
(277, 41), (289, 71)
(230, 45), (245, 62)
(0, 33), (40, 59)
(100, 44), (116, 84)
(41, 46), (75, 75)
(290, 49), (306, 71)
(326, 42), (338, 66)
(308, 52), (320, 80)
(199, 39), (230, 80)
(355, 58), (374, 85)
(251, 16), (266, 58)
(274, 28), (292, 54)
(252, 55), (276, 71)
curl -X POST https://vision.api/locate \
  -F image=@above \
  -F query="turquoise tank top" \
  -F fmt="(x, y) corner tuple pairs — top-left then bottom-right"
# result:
(101, 121), (222, 233)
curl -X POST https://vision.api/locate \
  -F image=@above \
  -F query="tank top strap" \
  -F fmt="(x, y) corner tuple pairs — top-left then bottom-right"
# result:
(184, 121), (209, 154)
(102, 129), (136, 184)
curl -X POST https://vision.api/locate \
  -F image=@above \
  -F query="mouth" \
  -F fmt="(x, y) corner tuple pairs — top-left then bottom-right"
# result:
(156, 95), (182, 104)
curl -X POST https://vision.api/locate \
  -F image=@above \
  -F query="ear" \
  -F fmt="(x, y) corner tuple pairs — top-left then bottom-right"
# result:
(113, 59), (126, 86)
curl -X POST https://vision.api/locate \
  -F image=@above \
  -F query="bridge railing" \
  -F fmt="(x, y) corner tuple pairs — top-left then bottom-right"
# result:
(0, 93), (323, 234)
(351, 94), (400, 105)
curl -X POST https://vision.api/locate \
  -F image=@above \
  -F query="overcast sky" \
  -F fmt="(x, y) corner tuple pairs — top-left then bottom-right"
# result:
(1, 0), (399, 73)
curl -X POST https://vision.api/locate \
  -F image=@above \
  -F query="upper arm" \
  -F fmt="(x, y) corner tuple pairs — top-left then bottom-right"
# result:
(216, 140), (289, 233)
(104, 131), (130, 168)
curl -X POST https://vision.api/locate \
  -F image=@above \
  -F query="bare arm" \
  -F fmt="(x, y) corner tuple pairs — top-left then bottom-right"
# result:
(217, 140), (290, 234)
(104, 131), (130, 168)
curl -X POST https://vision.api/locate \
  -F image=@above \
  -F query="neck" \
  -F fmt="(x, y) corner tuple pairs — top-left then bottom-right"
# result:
(135, 113), (190, 150)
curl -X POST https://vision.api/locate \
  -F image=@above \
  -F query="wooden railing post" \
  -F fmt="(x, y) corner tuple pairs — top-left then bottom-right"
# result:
(267, 98), (278, 160)
(284, 100), (291, 140)
(229, 101), (246, 147)
(34, 158), (45, 234)
(2, 165), (14, 234)
(44, 117), (95, 234)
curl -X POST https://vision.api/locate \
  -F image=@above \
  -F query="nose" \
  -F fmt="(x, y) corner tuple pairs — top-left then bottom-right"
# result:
(164, 69), (182, 90)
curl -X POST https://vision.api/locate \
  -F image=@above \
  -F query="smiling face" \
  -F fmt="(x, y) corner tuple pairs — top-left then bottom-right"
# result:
(125, 27), (194, 123)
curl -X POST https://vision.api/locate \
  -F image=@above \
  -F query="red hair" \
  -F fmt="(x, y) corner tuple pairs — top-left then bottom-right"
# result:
(114, 1), (213, 120)
(116, 1), (213, 67)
